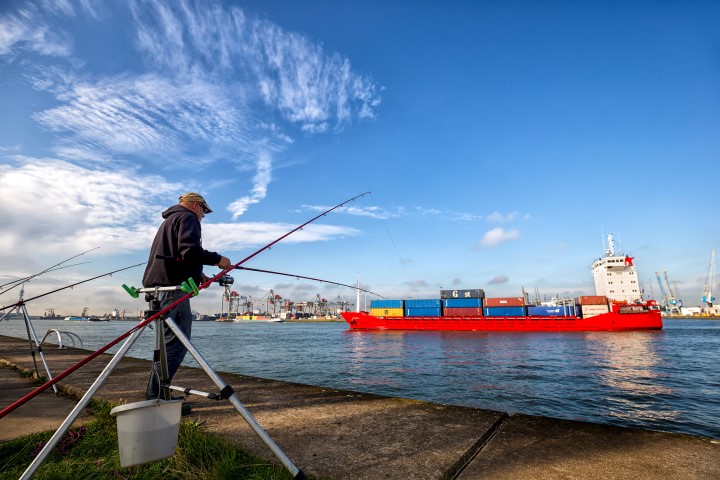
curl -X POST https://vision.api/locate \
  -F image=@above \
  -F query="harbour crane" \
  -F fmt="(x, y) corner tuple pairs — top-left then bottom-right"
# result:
(701, 249), (716, 311)
(656, 270), (681, 314)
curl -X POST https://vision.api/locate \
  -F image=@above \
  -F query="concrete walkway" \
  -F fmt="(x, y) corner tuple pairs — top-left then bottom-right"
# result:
(1, 335), (718, 479)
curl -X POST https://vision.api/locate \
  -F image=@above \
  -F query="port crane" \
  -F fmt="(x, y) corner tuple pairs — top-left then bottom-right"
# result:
(656, 270), (681, 314)
(701, 249), (717, 312)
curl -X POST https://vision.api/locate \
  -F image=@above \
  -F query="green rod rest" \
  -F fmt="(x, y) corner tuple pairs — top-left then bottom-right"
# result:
(122, 284), (139, 298)
(180, 277), (199, 296)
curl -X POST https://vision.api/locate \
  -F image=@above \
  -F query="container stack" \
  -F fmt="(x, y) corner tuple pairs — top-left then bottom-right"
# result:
(483, 297), (527, 317)
(527, 305), (578, 317)
(369, 299), (404, 317)
(442, 289), (485, 316)
(577, 295), (609, 318)
(405, 299), (442, 317)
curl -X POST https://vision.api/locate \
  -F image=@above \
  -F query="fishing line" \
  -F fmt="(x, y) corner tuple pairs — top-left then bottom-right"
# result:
(0, 192), (370, 419)
(236, 266), (385, 298)
(0, 262), (92, 294)
(0, 247), (100, 296)
(370, 195), (419, 297)
(0, 263), (145, 313)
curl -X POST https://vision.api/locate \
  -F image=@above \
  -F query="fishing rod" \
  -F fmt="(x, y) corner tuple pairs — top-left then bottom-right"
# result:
(0, 263), (146, 313)
(0, 262), (92, 294)
(0, 247), (100, 296)
(0, 191), (370, 419)
(236, 266), (385, 298)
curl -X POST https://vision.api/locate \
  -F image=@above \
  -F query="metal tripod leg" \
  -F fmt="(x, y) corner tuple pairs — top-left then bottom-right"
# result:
(1, 296), (59, 395)
(20, 302), (59, 395)
(164, 317), (305, 480)
(150, 315), (172, 400)
(20, 325), (147, 480)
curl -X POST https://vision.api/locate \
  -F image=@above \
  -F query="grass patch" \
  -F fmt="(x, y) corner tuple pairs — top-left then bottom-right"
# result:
(0, 399), (311, 479)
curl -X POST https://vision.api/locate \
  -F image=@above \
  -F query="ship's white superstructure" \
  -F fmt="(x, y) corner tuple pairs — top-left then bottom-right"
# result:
(592, 233), (642, 303)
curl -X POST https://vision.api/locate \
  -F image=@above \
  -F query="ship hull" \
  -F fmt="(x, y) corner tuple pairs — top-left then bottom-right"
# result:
(341, 309), (662, 332)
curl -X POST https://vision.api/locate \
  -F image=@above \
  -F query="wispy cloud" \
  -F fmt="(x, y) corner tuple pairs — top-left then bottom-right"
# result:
(2, 0), (381, 215)
(478, 227), (520, 247)
(0, 6), (73, 58)
(300, 204), (486, 221)
(300, 204), (406, 220)
(488, 275), (509, 284)
(204, 222), (360, 251)
(486, 211), (518, 223)
(29, 71), (272, 166)
(228, 152), (272, 218)
(128, 0), (380, 133)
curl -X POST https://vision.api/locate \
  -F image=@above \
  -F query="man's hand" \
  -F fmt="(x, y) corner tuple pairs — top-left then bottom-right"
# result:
(217, 256), (232, 270)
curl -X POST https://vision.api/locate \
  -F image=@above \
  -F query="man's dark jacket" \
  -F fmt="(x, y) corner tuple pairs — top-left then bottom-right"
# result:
(142, 205), (222, 287)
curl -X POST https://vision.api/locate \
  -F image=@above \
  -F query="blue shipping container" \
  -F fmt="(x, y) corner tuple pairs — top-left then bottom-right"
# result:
(404, 299), (442, 308)
(405, 307), (442, 317)
(443, 298), (483, 308)
(370, 299), (404, 309)
(527, 305), (577, 317)
(483, 306), (527, 317)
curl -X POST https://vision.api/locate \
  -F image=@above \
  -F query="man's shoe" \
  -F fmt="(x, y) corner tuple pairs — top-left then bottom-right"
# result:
(181, 403), (192, 416)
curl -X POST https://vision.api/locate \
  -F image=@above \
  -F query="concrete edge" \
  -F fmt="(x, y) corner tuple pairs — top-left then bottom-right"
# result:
(442, 412), (509, 480)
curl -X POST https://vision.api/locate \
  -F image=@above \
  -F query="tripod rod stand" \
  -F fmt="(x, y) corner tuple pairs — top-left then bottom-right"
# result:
(0, 287), (58, 395)
(20, 284), (304, 480)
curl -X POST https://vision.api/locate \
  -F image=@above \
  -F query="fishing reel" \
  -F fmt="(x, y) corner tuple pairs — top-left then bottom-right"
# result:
(216, 275), (234, 287)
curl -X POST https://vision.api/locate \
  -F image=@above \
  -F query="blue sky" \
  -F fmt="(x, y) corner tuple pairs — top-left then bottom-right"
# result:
(1, 0), (718, 316)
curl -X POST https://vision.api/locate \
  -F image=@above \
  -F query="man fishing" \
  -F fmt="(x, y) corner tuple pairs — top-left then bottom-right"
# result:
(143, 192), (231, 414)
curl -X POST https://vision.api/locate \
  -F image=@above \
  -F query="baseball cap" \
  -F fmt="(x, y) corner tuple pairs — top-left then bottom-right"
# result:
(179, 192), (213, 213)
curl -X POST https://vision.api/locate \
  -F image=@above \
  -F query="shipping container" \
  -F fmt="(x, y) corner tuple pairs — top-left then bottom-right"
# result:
(440, 289), (485, 299)
(369, 308), (404, 317)
(404, 299), (442, 308)
(483, 297), (526, 307)
(370, 299), (404, 309)
(577, 295), (608, 306)
(405, 307), (442, 317)
(443, 307), (483, 317)
(483, 306), (527, 317)
(443, 298), (483, 308)
(581, 304), (609, 318)
(527, 305), (578, 317)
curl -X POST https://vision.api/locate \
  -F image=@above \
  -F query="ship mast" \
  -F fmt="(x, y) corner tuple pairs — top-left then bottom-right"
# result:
(606, 233), (615, 256)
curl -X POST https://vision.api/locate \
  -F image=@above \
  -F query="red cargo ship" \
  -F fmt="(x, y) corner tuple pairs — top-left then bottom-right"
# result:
(341, 234), (663, 332)
(341, 302), (662, 332)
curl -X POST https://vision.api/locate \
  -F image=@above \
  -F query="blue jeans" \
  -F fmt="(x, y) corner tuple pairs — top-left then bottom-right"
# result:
(145, 290), (193, 400)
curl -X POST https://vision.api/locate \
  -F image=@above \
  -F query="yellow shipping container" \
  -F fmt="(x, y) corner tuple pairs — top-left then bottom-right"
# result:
(370, 308), (404, 317)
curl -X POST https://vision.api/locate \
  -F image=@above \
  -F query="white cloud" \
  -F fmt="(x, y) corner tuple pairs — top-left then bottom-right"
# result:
(204, 222), (360, 252)
(3, 0), (381, 217)
(0, 7), (73, 58)
(488, 275), (509, 284)
(486, 211), (518, 223)
(31, 72), (262, 165)
(0, 158), (179, 263)
(228, 152), (272, 218)
(129, 0), (380, 134)
(479, 228), (520, 247)
(300, 204), (406, 220)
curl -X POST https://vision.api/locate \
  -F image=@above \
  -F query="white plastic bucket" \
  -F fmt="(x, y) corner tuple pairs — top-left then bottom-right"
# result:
(110, 399), (183, 467)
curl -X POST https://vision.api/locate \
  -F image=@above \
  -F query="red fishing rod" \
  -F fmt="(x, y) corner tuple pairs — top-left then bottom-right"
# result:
(0, 192), (370, 419)
(236, 266), (385, 298)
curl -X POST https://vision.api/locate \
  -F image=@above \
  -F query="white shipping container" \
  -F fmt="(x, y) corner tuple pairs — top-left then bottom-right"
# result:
(581, 304), (609, 318)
